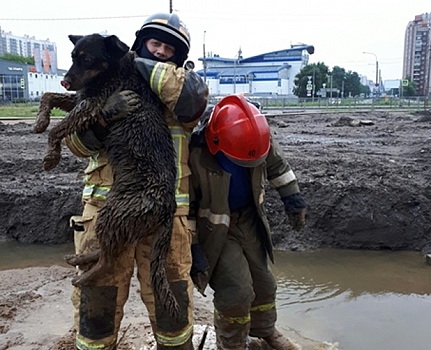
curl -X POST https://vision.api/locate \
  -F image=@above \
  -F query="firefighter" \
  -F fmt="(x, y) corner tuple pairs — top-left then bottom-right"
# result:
(65, 12), (208, 350)
(188, 94), (306, 350)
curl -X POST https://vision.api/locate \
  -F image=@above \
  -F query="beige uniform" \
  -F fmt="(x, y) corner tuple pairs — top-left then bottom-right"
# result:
(65, 59), (208, 350)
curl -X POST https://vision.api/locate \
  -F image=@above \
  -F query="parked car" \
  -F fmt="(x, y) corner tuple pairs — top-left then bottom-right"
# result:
(246, 97), (262, 111)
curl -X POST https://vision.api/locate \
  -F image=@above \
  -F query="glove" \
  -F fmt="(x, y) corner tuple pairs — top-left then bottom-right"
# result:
(282, 193), (307, 232)
(91, 90), (142, 143)
(100, 90), (142, 125)
(288, 210), (306, 232)
(190, 244), (210, 296)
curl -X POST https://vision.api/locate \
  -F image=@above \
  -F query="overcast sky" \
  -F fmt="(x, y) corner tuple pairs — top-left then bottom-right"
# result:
(1, 0), (430, 82)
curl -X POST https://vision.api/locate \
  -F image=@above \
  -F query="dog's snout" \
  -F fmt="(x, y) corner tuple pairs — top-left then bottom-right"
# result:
(61, 80), (71, 91)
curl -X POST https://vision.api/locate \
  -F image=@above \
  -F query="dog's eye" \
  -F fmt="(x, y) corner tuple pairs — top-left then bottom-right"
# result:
(83, 56), (93, 63)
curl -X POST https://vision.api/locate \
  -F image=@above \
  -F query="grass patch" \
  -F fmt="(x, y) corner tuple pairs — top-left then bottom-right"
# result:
(0, 104), (66, 119)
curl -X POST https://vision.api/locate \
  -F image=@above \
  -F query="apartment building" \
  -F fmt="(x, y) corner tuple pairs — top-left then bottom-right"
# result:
(403, 13), (431, 97)
(0, 27), (66, 102)
(0, 27), (59, 74)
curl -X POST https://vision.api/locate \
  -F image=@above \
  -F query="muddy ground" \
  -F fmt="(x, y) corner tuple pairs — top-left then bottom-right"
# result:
(0, 109), (431, 349)
(1, 110), (430, 252)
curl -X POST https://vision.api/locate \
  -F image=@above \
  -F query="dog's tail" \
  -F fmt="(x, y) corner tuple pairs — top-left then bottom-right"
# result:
(150, 219), (181, 321)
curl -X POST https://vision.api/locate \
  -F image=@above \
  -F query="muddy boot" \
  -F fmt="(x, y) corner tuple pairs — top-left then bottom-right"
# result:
(214, 311), (250, 349)
(216, 336), (248, 350)
(157, 336), (193, 350)
(178, 337), (194, 350)
(261, 328), (299, 350)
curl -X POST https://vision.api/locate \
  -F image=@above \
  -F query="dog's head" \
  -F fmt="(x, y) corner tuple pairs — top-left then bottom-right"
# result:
(61, 34), (130, 92)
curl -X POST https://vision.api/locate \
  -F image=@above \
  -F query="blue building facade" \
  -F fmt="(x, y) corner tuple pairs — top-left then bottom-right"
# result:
(196, 44), (314, 97)
(0, 58), (66, 103)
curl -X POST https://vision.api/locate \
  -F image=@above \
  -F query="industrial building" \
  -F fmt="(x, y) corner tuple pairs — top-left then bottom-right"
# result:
(195, 44), (314, 97)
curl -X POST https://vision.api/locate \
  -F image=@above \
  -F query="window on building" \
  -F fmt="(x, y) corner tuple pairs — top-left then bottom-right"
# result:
(0, 74), (24, 101)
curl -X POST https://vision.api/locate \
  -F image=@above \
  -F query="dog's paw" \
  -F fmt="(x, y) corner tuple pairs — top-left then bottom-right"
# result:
(43, 153), (61, 171)
(71, 275), (85, 287)
(71, 271), (97, 287)
(33, 116), (50, 133)
(64, 254), (81, 267)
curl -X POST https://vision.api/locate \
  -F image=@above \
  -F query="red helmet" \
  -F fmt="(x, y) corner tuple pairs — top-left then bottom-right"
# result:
(205, 94), (270, 167)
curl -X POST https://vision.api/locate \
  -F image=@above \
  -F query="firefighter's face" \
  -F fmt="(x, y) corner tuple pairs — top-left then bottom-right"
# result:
(145, 39), (175, 61)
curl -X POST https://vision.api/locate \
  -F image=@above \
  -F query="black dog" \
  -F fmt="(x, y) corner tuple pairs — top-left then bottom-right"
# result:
(34, 34), (180, 319)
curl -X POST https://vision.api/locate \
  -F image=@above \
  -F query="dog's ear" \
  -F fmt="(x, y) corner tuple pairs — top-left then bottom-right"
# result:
(104, 35), (130, 60)
(69, 35), (83, 46)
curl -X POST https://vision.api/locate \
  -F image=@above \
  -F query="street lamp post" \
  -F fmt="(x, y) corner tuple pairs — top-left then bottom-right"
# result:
(425, 22), (431, 109)
(329, 73), (333, 99)
(363, 51), (379, 95)
(203, 31), (207, 83)
(312, 66), (315, 103)
(233, 56), (236, 93)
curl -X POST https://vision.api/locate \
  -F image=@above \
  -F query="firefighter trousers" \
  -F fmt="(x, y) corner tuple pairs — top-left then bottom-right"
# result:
(210, 204), (278, 349)
(70, 202), (194, 350)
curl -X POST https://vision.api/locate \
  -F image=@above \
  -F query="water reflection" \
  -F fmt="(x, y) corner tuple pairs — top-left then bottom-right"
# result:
(272, 249), (431, 350)
(0, 240), (74, 271)
(1, 242), (431, 349)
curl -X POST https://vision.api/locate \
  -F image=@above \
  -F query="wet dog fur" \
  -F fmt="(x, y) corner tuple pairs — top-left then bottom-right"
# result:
(34, 33), (180, 319)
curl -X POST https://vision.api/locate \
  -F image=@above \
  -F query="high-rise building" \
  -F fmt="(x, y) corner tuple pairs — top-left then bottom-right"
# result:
(0, 27), (58, 74)
(403, 13), (431, 97)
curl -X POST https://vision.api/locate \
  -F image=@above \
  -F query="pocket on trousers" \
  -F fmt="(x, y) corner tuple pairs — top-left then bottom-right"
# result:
(71, 212), (99, 255)
(70, 215), (85, 232)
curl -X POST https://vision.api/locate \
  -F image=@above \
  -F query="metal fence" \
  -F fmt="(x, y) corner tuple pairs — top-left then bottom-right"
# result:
(209, 95), (430, 112)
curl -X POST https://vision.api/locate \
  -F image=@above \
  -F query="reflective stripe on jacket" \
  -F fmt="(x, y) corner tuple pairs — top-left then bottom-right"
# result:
(65, 56), (208, 215)
(77, 115), (194, 215)
(134, 58), (209, 124)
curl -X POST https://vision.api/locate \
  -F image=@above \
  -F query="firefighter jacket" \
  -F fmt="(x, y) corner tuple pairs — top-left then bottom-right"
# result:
(188, 138), (301, 283)
(65, 57), (209, 214)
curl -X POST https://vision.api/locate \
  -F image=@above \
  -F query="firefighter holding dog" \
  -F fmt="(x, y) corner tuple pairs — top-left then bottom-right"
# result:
(188, 94), (307, 350)
(64, 12), (208, 350)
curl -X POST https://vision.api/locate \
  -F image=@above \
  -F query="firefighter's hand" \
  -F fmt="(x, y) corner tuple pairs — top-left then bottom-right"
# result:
(100, 90), (141, 125)
(190, 244), (210, 296)
(287, 210), (306, 232)
(282, 193), (307, 232)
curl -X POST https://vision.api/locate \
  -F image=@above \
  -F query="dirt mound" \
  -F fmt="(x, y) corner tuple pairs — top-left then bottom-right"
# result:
(266, 110), (431, 254)
(1, 112), (431, 254)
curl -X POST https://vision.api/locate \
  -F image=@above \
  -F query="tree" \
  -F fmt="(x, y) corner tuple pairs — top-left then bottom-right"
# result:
(402, 77), (416, 97)
(330, 66), (346, 96)
(293, 62), (329, 97)
(343, 71), (362, 97)
(0, 53), (35, 65)
(294, 63), (367, 98)
(360, 84), (371, 96)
